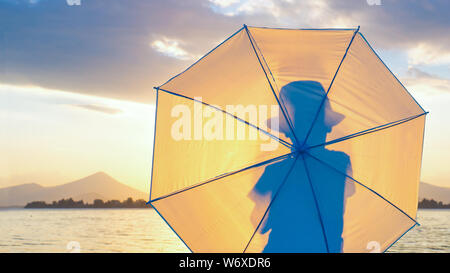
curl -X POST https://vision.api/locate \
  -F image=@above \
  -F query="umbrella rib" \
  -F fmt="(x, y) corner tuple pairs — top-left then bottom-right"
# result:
(247, 25), (280, 109)
(244, 25), (301, 147)
(359, 33), (426, 113)
(156, 87), (293, 149)
(246, 25), (304, 151)
(301, 26), (360, 148)
(242, 155), (299, 253)
(244, 26), (283, 115)
(149, 88), (160, 201)
(247, 26), (360, 31)
(149, 203), (194, 253)
(383, 222), (418, 253)
(325, 97), (381, 126)
(304, 152), (419, 225)
(307, 112), (428, 150)
(149, 152), (296, 203)
(156, 26), (245, 89)
(301, 153), (330, 253)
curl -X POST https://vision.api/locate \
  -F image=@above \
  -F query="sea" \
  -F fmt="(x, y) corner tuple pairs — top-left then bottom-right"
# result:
(0, 208), (448, 253)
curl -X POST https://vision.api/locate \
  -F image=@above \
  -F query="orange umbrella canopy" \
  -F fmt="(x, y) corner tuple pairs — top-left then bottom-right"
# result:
(149, 25), (426, 253)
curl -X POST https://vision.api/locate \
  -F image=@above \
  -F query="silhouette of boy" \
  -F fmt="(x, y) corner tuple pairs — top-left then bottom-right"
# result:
(249, 81), (354, 253)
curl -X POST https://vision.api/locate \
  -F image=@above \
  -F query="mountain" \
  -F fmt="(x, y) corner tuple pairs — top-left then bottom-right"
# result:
(419, 182), (450, 204)
(0, 172), (148, 207)
(2, 174), (448, 207)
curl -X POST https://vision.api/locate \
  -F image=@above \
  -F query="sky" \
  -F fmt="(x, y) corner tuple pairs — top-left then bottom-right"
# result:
(1, 0), (450, 192)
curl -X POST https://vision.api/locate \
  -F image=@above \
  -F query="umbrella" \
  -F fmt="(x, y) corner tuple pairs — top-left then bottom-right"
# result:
(148, 25), (427, 253)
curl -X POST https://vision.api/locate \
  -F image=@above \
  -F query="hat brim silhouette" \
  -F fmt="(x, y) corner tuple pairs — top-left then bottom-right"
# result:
(266, 81), (344, 136)
(266, 105), (344, 135)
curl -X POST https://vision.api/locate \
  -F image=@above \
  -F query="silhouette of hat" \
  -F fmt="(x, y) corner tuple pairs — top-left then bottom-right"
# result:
(267, 81), (344, 136)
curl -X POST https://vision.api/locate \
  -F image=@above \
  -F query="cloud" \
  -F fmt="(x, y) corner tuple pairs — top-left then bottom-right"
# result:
(403, 67), (450, 94)
(208, 0), (283, 17)
(71, 104), (123, 115)
(1, 0), (42, 5)
(1, 0), (449, 103)
(151, 37), (197, 60)
(407, 43), (450, 66)
(208, 0), (450, 55)
(323, 1), (450, 52)
(208, 0), (329, 22)
(209, 0), (240, 8)
(0, 0), (236, 103)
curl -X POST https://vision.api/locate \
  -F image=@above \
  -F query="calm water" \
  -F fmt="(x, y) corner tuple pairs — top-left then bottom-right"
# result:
(0, 208), (448, 253)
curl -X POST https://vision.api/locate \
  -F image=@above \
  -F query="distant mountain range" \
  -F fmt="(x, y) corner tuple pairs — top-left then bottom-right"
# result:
(0, 172), (147, 207)
(419, 182), (450, 204)
(1, 173), (449, 208)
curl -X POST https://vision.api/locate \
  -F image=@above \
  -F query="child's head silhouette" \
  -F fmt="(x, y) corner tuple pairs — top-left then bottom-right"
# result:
(268, 81), (344, 146)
